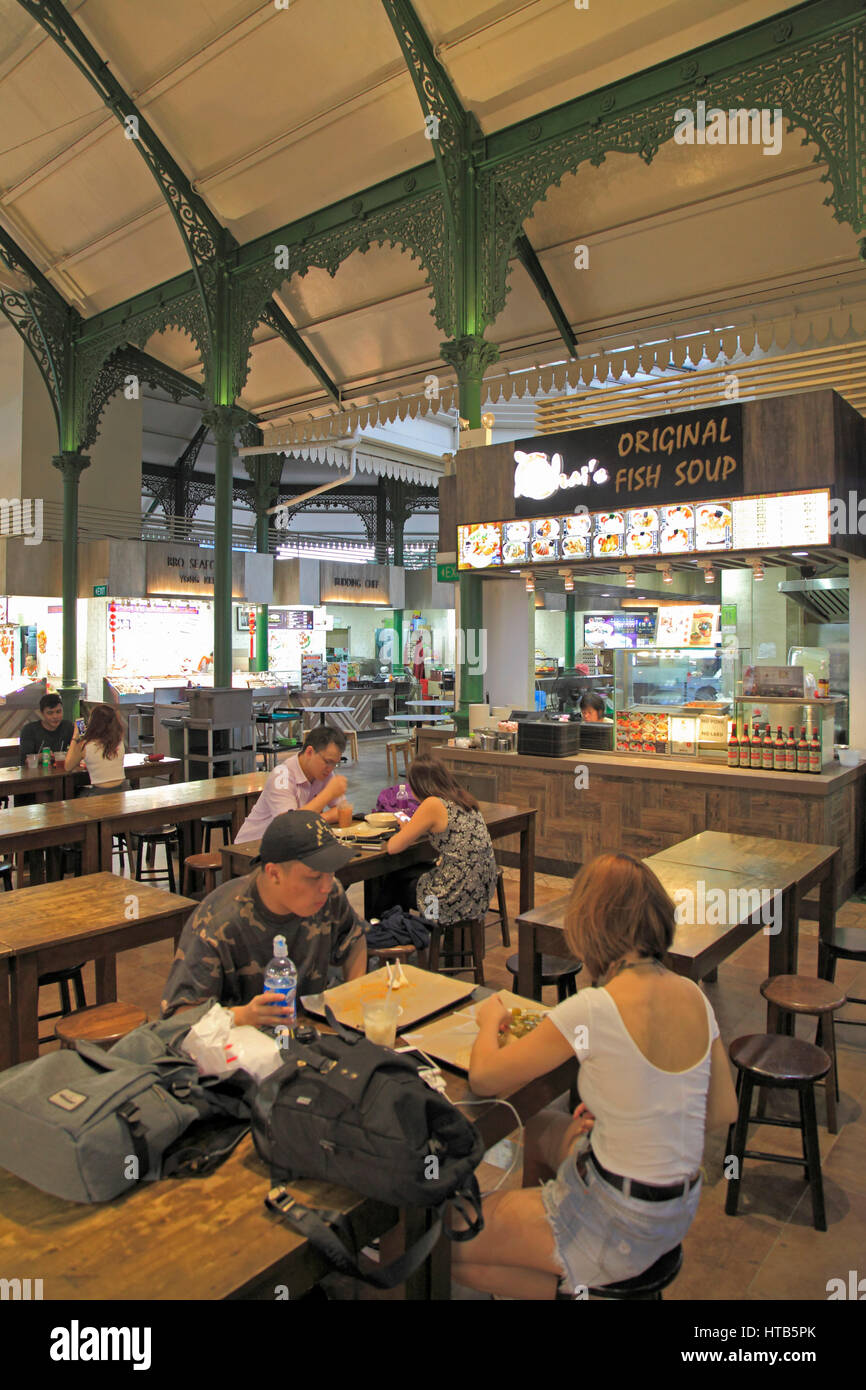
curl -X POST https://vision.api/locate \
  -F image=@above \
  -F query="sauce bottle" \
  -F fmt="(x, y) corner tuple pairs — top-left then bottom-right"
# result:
(785, 727), (797, 772)
(809, 729), (822, 774)
(750, 724), (763, 769)
(796, 726), (809, 773)
(727, 726), (739, 768)
(773, 725), (786, 771)
(739, 724), (752, 767)
(762, 724), (774, 770)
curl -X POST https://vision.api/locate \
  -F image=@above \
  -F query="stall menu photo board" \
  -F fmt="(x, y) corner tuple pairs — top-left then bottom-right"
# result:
(655, 605), (721, 647)
(108, 600), (213, 676)
(583, 613), (656, 648)
(458, 489), (830, 569)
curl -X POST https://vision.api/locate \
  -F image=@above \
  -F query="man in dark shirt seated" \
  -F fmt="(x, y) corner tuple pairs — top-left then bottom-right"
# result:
(18, 693), (74, 764)
(161, 810), (368, 1029)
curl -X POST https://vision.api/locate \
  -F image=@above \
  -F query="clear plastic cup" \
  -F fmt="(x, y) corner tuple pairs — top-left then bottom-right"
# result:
(362, 1000), (399, 1047)
(337, 800), (354, 828)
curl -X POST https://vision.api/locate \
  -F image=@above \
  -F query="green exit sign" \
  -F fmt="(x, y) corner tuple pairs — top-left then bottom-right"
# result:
(437, 563), (458, 583)
(93, 584), (108, 597)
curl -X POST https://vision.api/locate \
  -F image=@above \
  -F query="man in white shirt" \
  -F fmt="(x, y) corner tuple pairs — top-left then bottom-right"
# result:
(235, 725), (348, 843)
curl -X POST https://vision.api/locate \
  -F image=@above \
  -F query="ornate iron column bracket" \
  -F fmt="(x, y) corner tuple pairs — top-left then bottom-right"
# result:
(440, 335), (500, 429)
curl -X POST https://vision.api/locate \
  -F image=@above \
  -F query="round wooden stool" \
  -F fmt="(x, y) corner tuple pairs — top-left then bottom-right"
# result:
(760, 974), (847, 1133)
(201, 813), (233, 852)
(725, 1033), (830, 1231)
(182, 851), (222, 899)
(56, 1002), (147, 1050)
(819, 928), (866, 1030)
(589, 1243), (683, 1301)
(506, 953), (582, 1002)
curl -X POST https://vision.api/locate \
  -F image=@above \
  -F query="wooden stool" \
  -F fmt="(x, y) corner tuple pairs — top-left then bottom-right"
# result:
(506, 954), (582, 1002)
(38, 965), (88, 1044)
(725, 1033), (830, 1231)
(760, 974), (846, 1132)
(56, 1002), (147, 1050)
(818, 928), (866, 1030)
(133, 827), (181, 893)
(428, 918), (486, 986)
(588, 1244), (683, 1301)
(486, 867), (511, 947)
(182, 852), (222, 900)
(369, 940), (429, 971)
(201, 814), (233, 852)
(345, 730), (359, 762)
(386, 739), (412, 781)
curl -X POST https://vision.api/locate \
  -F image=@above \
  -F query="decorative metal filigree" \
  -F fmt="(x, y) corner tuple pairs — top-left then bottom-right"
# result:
(484, 20), (866, 318)
(81, 345), (203, 450)
(0, 226), (75, 441)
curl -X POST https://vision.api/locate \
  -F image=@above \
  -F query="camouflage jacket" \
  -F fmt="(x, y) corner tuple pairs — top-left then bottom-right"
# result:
(161, 870), (365, 1017)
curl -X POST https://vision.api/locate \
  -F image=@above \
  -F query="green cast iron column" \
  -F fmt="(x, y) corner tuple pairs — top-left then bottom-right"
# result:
(248, 456), (281, 673)
(565, 593), (576, 669)
(51, 451), (90, 719)
(204, 406), (245, 688)
(440, 336), (500, 729)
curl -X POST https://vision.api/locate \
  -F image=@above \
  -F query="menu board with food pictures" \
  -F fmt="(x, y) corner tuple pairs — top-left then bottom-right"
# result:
(459, 522), (502, 569)
(616, 710), (670, 754)
(457, 490), (830, 570)
(655, 605), (721, 647)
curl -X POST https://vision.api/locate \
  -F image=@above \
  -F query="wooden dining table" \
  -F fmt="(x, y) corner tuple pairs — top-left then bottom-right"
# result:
(74, 771), (269, 871)
(221, 801), (538, 916)
(0, 872), (197, 1064)
(0, 801), (100, 887)
(0, 977), (574, 1299)
(0, 753), (182, 805)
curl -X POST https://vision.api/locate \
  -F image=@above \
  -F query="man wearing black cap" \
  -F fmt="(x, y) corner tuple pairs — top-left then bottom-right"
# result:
(161, 810), (367, 1028)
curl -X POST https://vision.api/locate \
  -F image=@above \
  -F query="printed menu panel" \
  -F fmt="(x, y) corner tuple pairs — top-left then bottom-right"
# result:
(457, 491), (830, 569)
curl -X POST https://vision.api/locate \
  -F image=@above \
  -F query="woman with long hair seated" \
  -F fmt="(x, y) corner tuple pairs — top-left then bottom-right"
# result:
(451, 853), (738, 1299)
(382, 758), (498, 926)
(65, 703), (130, 793)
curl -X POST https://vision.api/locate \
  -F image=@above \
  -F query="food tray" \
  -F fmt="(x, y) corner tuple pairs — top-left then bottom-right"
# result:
(301, 964), (476, 1032)
(402, 991), (550, 1072)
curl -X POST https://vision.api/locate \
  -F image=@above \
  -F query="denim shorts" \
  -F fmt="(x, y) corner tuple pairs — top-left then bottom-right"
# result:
(540, 1146), (702, 1294)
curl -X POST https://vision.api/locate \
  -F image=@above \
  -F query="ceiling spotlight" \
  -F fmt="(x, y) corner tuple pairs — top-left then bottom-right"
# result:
(620, 565), (636, 589)
(559, 568), (575, 593)
(523, 569), (535, 593)
(657, 562), (674, 585)
(749, 557), (765, 581)
(701, 563), (715, 584)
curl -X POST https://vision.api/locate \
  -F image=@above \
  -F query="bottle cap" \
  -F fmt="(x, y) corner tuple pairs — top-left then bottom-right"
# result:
(273, 935), (288, 958)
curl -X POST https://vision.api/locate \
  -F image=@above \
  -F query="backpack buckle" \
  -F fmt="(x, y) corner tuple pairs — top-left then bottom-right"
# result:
(265, 1186), (297, 1217)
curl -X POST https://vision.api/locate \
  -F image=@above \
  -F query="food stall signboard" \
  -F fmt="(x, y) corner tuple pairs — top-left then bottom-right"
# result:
(512, 405), (743, 517)
(458, 489), (830, 569)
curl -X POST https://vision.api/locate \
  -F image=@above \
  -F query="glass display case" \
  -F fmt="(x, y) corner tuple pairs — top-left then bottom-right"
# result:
(612, 646), (741, 762)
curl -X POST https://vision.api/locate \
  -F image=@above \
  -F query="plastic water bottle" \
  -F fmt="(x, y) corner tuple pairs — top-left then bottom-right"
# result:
(262, 935), (297, 1038)
(396, 783), (410, 818)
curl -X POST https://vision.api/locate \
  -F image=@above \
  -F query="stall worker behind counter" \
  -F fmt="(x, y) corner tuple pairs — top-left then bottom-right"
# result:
(234, 725), (348, 843)
(18, 692), (74, 764)
(161, 811), (368, 1029)
(579, 692), (609, 723)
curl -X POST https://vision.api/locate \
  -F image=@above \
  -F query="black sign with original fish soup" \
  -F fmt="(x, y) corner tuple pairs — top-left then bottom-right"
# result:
(512, 404), (743, 518)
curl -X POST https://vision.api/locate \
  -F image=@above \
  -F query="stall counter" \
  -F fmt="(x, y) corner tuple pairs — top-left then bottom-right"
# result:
(435, 746), (866, 903)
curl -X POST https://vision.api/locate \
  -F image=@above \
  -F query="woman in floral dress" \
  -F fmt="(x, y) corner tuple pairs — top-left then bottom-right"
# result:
(384, 758), (498, 924)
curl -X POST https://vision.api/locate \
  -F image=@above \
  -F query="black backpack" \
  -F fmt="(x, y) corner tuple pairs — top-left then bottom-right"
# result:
(252, 1011), (485, 1288)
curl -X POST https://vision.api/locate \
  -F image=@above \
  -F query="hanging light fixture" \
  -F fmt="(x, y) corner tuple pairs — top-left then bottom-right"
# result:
(701, 563), (715, 584)
(656, 562), (674, 585)
(749, 557), (765, 581)
(620, 565), (636, 588)
(522, 569), (535, 593)
(558, 568), (575, 593)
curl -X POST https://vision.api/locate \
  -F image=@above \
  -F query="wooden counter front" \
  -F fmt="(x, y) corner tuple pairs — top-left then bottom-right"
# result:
(435, 747), (866, 902)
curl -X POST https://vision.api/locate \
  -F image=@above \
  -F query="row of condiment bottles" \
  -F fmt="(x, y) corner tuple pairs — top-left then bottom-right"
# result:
(728, 724), (821, 773)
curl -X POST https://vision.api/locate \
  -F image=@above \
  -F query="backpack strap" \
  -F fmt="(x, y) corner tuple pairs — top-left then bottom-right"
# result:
(445, 1175), (485, 1242)
(265, 1187), (444, 1291)
(116, 1100), (150, 1177)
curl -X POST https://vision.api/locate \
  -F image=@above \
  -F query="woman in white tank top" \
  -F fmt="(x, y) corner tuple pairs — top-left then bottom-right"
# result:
(65, 703), (129, 793)
(451, 852), (739, 1299)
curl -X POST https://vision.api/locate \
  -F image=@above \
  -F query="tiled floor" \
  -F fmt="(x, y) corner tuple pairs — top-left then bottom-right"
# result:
(37, 736), (866, 1300)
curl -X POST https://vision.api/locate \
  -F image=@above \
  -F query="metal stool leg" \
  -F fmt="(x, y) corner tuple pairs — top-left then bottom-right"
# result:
(496, 870), (511, 948)
(725, 1073), (754, 1217)
(470, 918), (485, 986)
(821, 1013), (839, 1134)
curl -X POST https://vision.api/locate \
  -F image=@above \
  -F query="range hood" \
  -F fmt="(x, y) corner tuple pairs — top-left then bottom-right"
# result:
(778, 577), (849, 622)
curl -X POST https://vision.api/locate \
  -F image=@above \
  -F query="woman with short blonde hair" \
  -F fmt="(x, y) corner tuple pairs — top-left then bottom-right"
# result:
(452, 852), (738, 1299)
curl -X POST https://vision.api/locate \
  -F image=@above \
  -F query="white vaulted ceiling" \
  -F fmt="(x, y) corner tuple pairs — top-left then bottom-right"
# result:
(1, 0), (864, 445)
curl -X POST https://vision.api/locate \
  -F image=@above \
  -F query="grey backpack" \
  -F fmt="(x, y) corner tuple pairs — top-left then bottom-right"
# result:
(0, 1003), (250, 1203)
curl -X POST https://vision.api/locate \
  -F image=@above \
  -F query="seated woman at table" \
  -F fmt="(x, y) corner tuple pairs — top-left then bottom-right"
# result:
(451, 853), (738, 1300)
(65, 703), (130, 793)
(374, 758), (498, 927)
